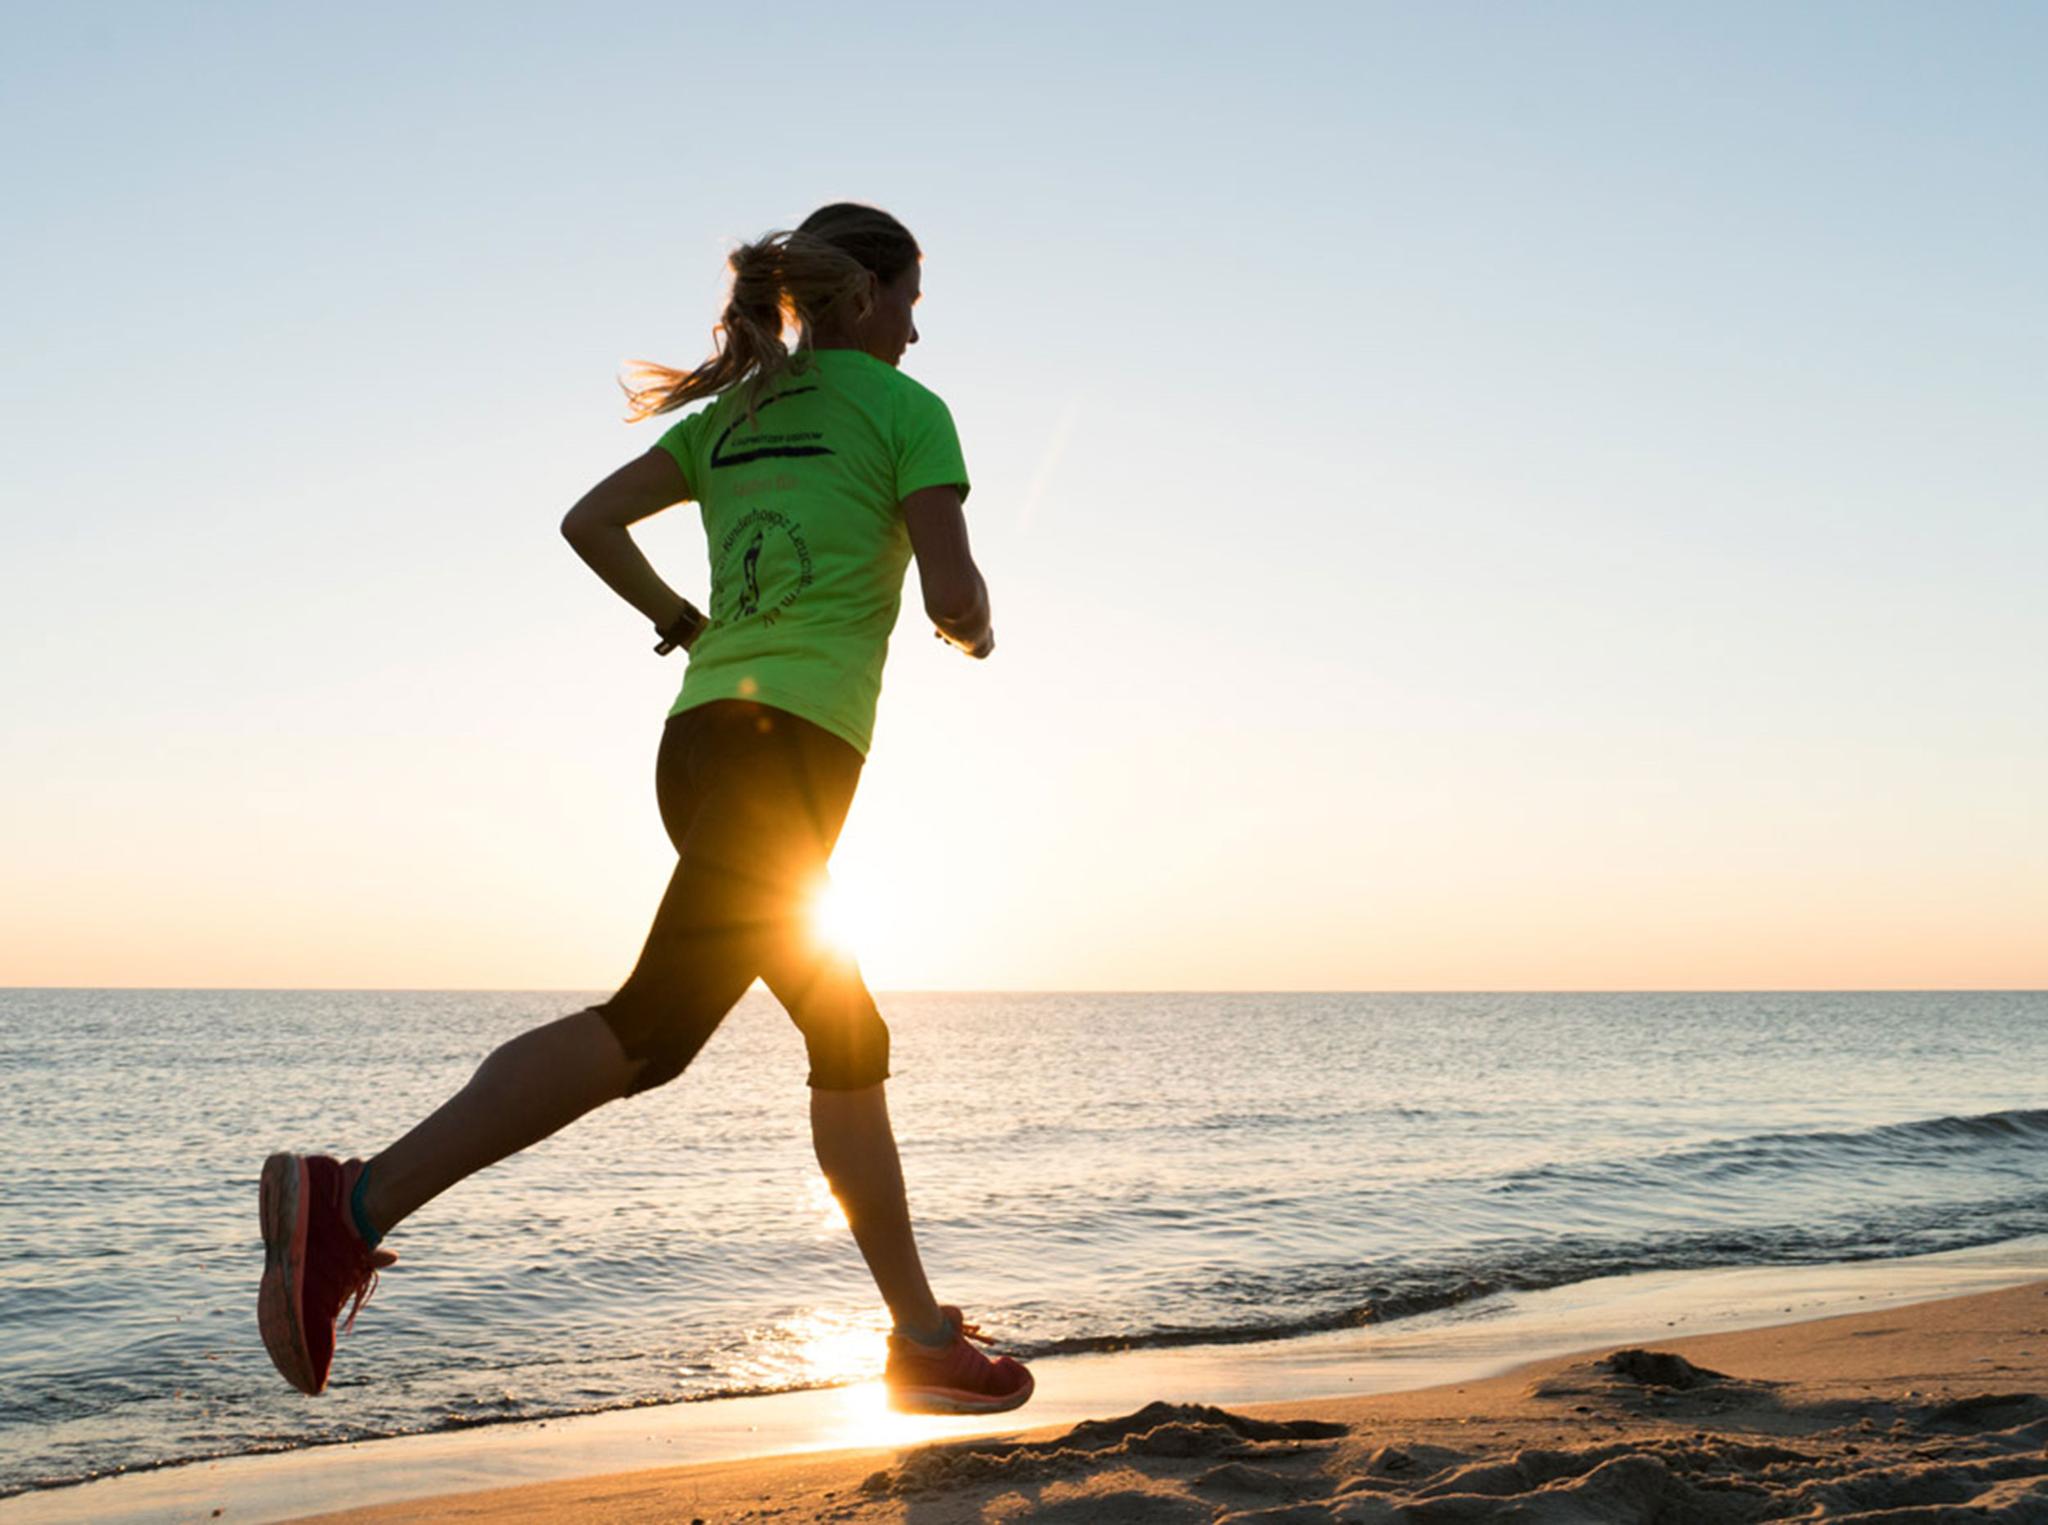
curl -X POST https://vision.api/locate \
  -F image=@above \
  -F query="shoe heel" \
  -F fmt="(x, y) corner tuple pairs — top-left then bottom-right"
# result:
(257, 1153), (316, 1393)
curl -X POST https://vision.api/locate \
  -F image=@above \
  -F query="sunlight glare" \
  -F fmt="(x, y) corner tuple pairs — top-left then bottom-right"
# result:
(805, 1173), (851, 1238)
(806, 875), (874, 963)
(767, 1307), (995, 1450)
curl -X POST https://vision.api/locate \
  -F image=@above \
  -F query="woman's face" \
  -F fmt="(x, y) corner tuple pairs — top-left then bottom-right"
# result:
(861, 262), (921, 368)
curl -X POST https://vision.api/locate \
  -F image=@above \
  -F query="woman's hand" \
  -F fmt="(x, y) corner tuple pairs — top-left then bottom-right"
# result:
(904, 486), (994, 659)
(935, 625), (995, 659)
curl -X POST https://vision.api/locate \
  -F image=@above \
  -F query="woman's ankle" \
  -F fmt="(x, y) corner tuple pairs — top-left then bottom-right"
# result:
(348, 1161), (384, 1248)
(893, 1309), (954, 1348)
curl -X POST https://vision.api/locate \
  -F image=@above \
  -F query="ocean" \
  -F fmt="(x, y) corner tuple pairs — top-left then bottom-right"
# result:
(3, 988), (2045, 1498)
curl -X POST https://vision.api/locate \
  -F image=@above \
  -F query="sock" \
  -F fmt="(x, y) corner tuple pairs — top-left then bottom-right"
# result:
(894, 1312), (955, 1348)
(349, 1163), (384, 1250)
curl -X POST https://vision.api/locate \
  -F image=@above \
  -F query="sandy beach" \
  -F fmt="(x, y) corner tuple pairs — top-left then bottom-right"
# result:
(275, 1278), (2048, 1524)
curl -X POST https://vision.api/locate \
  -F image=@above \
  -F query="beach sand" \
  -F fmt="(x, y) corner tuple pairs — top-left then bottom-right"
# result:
(296, 1279), (2048, 1523)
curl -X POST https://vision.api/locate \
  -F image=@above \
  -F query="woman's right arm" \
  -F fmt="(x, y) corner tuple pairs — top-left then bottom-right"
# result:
(902, 486), (993, 659)
(560, 448), (698, 633)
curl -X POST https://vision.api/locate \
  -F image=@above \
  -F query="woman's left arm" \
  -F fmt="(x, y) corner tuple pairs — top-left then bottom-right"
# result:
(560, 448), (698, 632)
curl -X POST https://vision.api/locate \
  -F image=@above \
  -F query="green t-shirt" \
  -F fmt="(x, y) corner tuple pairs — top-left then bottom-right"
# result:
(653, 348), (969, 757)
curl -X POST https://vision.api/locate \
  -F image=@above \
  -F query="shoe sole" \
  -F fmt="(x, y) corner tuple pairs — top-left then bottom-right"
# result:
(258, 1152), (320, 1395)
(888, 1367), (1035, 1416)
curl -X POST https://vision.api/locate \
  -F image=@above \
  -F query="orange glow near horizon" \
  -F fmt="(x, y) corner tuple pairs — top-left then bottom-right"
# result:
(3, 716), (2044, 992)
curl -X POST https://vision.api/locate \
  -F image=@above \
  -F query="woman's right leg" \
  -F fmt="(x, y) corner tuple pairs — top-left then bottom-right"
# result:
(809, 1080), (942, 1337)
(739, 713), (951, 1348)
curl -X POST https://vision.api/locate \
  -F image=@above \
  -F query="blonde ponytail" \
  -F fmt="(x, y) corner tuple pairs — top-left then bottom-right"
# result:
(621, 204), (920, 425)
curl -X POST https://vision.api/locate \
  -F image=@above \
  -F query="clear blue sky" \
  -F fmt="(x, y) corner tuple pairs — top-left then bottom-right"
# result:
(5, 2), (2043, 989)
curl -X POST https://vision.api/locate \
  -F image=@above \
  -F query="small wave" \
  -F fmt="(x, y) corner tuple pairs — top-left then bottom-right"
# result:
(954, 1102), (1488, 1151)
(1005, 1194), (2048, 1362)
(1690, 1106), (2048, 1161)
(1487, 1107), (2048, 1195)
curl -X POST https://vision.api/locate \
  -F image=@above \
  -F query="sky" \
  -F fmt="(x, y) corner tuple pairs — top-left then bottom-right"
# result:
(3, 2), (2043, 991)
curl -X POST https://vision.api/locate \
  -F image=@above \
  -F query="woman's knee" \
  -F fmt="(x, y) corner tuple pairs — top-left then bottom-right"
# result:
(802, 1007), (892, 1091)
(594, 994), (723, 1097)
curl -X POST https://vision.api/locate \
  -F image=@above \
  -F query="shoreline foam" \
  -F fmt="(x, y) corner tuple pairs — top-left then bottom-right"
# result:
(301, 1276), (2048, 1523)
(10, 1234), (2048, 1524)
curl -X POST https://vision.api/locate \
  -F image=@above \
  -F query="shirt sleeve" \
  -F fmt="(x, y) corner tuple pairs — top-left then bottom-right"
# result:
(652, 406), (712, 493)
(893, 384), (971, 505)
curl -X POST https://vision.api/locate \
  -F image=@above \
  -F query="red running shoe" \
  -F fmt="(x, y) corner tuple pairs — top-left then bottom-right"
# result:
(258, 1153), (395, 1395)
(885, 1304), (1035, 1415)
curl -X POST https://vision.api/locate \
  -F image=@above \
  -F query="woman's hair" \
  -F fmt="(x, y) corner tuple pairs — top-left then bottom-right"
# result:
(621, 203), (920, 422)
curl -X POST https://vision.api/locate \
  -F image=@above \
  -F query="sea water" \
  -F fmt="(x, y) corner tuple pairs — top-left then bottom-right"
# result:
(2, 988), (2045, 1496)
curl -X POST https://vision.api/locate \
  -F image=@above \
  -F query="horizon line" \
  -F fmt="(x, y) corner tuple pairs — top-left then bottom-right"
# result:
(4, 985), (2043, 997)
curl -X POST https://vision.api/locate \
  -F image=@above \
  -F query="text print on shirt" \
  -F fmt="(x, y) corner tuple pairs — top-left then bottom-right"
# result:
(709, 387), (836, 468)
(710, 389), (831, 627)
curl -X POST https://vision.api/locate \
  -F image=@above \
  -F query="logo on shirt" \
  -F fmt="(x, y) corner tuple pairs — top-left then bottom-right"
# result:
(737, 528), (766, 617)
(710, 386), (835, 469)
(719, 508), (814, 629)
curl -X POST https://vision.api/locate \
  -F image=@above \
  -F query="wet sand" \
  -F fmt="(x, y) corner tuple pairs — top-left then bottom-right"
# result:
(296, 1279), (2048, 1523)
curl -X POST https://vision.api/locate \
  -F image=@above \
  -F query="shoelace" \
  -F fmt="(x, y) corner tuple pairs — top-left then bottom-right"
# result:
(338, 1248), (398, 1335)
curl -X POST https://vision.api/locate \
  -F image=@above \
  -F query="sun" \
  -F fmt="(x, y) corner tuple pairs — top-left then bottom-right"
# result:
(800, 855), (916, 983)
(806, 876), (869, 962)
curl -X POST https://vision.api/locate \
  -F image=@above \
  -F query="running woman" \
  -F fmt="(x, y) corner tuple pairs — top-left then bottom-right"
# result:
(257, 203), (1033, 1416)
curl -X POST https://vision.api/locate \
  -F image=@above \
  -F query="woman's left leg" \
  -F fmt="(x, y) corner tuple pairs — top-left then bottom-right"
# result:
(362, 708), (746, 1233)
(359, 1008), (641, 1236)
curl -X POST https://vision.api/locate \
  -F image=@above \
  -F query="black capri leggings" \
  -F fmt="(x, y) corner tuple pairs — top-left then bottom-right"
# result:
(595, 699), (891, 1093)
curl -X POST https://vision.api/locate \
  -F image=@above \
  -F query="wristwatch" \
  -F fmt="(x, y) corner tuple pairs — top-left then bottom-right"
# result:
(654, 602), (708, 655)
